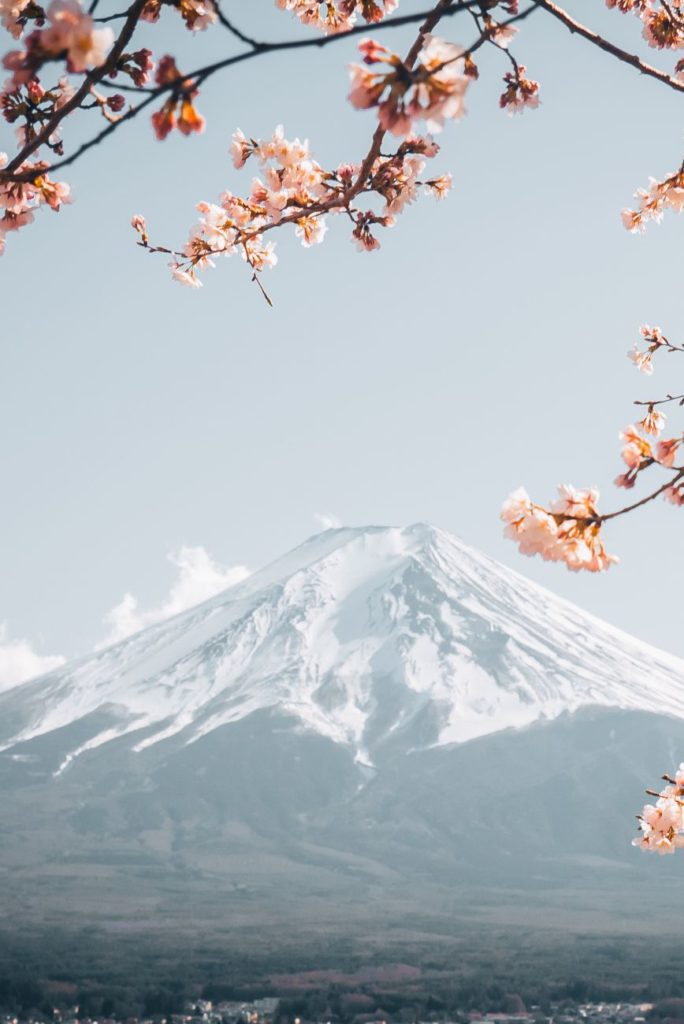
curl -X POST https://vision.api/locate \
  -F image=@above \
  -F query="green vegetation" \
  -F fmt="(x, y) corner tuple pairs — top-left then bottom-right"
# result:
(1, 927), (684, 1019)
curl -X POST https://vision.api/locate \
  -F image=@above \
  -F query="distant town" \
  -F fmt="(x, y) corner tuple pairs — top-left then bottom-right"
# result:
(0, 996), (662, 1024)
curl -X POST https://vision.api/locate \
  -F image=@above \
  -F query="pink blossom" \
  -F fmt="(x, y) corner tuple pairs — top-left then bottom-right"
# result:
(348, 34), (470, 136)
(295, 214), (328, 246)
(231, 128), (253, 169)
(627, 344), (653, 374)
(131, 213), (148, 245)
(499, 65), (540, 114)
(170, 262), (202, 287)
(41, 0), (114, 72)
(276, 0), (399, 33)
(0, 0), (31, 38)
(489, 22), (518, 48)
(424, 172), (452, 199)
(178, 0), (217, 31)
(641, 7), (684, 49)
(640, 408), (665, 436)
(656, 437), (682, 467)
(664, 485), (684, 506)
(501, 485), (617, 573)
(619, 424), (652, 467)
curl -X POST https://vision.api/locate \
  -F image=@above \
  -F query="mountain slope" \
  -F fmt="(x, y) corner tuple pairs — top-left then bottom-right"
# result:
(2, 523), (684, 942)
(2, 523), (684, 773)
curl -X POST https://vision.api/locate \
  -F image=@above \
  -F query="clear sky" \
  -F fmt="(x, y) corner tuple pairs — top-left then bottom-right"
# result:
(1, 0), (683, 671)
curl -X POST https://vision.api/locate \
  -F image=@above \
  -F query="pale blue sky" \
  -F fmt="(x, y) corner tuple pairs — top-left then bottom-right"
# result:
(1, 1), (683, 664)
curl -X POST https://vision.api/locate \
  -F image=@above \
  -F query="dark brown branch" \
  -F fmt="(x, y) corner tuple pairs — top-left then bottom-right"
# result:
(534, 0), (684, 93)
(213, 2), (262, 49)
(635, 393), (684, 408)
(598, 469), (684, 523)
(2, 0), (148, 175)
(5, 0), (522, 182)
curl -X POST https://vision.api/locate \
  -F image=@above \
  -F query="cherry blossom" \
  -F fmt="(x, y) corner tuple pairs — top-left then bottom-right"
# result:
(656, 437), (682, 466)
(0, 0), (31, 40)
(640, 407), (666, 435)
(634, 770), (684, 854)
(622, 168), (684, 232)
(504, 321), (684, 572)
(500, 485), (618, 573)
(275, 0), (399, 34)
(348, 34), (471, 135)
(151, 55), (204, 139)
(135, 125), (451, 293)
(499, 64), (540, 113)
(141, 0), (217, 32)
(39, 0), (113, 71)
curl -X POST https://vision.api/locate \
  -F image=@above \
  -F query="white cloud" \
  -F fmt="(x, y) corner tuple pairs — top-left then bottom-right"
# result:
(0, 623), (65, 692)
(102, 545), (251, 645)
(314, 512), (342, 530)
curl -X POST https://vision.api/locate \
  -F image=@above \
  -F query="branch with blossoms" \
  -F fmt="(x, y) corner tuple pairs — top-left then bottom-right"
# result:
(133, 10), (492, 294)
(2, 0), (684, 273)
(129, 0), (546, 294)
(634, 765), (684, 855)
(501, 324), (684, 573)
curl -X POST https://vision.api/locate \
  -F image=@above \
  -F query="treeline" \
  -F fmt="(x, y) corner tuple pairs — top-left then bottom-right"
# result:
(2, 929), (684, 1021)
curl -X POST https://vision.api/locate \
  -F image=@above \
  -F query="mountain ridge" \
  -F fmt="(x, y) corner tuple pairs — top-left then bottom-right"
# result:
(2, 523), (684, 771)
(3, 522), (684, 939)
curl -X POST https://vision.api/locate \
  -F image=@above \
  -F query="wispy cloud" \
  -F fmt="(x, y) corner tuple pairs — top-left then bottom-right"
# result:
(102, 545), (251, 645)
(314, 512), (342, 530)
(0, 623), (65, 692)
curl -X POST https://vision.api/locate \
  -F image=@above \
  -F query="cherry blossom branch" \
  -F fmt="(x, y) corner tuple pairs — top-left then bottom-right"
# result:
(9, 0), (534, 186)
(633, 766), (684, 855)
(635, 393), (684, 408)
(2, 0), (148, 176)
(344, 0), (463, 200)
(502, 322), (684, 572)
(1, 0), (535, 184)
(598, 469), (684, 522)
(533, 0), (684, 94)
(130, 0), (491, 300)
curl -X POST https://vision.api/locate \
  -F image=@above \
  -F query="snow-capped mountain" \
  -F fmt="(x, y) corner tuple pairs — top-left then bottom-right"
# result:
(3, 524), (684, 939)
(3, 523), (684, 771)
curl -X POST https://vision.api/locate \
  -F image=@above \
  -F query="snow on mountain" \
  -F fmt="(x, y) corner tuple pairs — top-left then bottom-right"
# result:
(2, 523), (684, 774)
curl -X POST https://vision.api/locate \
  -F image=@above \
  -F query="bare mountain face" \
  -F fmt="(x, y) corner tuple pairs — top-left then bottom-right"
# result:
(2, 524), (684, 940)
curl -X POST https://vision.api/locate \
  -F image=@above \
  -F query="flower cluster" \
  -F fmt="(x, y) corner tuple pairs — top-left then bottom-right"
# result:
(275, 0), (399, 34)
(136, 125), (450, 290)
(622, 166), (684, 231)
(141, 0), (217, 32)
(500, 485), (618, 573)
(628, 323), (668, 373)
(616, 324), (684, 498)
(0, 0), (34, 40)
(3, 0), (113, 78)
(499, 64), (540, 113)
(0, 149), (70, 253)
(634, 766), (684, 855)
(606, 0), (684, 51)
(0, 0), (127, 254)
(110, 46), (154, 87)
(504, 322), (684, 571)
(150, 55), (204, 139)
(1, 74), (74, 151)
(348, 34), (472, 135)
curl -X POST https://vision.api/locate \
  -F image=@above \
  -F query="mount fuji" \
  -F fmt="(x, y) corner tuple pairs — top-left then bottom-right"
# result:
(3, 524), (684, 942)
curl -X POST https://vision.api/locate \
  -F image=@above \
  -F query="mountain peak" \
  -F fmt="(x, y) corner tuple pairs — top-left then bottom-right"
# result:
(2, 524), (684, 774)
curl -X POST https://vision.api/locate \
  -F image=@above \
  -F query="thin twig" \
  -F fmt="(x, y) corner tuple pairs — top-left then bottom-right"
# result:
(213, 2), (262, 49)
